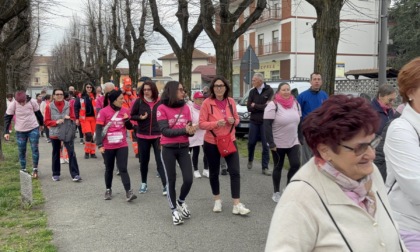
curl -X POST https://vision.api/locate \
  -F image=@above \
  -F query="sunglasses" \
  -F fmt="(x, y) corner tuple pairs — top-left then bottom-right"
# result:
(339, 136), (382, 156)
(86, 86), (93, 89)
(55, 93), (64, 96)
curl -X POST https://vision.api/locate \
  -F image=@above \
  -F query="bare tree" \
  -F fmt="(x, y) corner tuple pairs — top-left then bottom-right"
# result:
(111, 0), (148, 88)
(200, 0), (266, 86)
(306, 0), (345, 95)
(149, 0), (204, 93)
(0, 0), (31, 160)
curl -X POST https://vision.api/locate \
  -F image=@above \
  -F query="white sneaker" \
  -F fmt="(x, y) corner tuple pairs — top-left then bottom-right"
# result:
(272, 192), (282, 203)
(60, 158), (65, 164)
(65, 158), (69, 163)
(176, 201), (191, 219)
(194, 170), (201, 178)
(232, 203), (250, 215)
(202, 169), (209, 178)
(213, 199), (222, 212)
(172, 210), (184, 226)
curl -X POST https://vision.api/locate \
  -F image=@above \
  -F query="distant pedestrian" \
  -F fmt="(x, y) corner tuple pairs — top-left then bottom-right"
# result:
(157, 81), (195, 225)
(75, 83), (97, 159)
(131, 80), (167, 195)
(246, 72), (274, 175)
(4, 91), (44, 178)
(371, 84), (398, 136)
(297, 72), (328, 165)
(199, 76), (250, 216)
(188, 91), (209, 178)
(121, 77), (139, 158)
(95, 89), (137, 202)
(44, 88), (81, 182)
(264, 83), (301, 203)
(40, 94), (51, 142)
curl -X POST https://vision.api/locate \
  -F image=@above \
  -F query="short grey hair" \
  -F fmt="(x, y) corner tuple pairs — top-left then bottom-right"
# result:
(377, 84), (396, 98)
(103, 82), (115, 94)
(253, 72), (264, 82)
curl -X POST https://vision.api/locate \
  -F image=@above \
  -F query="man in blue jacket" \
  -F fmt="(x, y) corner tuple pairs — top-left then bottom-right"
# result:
(297, 73), (328, 165)
(247, 73), (274, 176)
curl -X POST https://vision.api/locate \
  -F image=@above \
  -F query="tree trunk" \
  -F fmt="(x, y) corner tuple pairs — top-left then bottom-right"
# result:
(128, 58), (140, 88)
(215, 40), (234, 89)
(0, 52), (10, 160)
(178, 49), (194, 94)
(310, 1), (344, 95)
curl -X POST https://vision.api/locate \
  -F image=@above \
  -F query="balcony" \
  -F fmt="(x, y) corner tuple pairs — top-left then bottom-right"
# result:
(249, 7), (282, 28)
(233, 41), (291, 60)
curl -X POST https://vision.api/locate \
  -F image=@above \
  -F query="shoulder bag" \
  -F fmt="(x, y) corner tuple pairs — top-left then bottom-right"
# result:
(210, 99), (237, 157)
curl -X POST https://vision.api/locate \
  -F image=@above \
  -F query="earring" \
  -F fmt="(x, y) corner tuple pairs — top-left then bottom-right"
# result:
(409, 97), (413, 101)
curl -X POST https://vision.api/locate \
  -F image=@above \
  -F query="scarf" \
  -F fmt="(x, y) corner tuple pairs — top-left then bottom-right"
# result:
(274, 94), (294, 109)
(377, 98), (392, 115)
(54, 100), (65, 113)
(193, 103), (201, 110)
(161, 98), (185, 108)
(315, 157), (376, 217)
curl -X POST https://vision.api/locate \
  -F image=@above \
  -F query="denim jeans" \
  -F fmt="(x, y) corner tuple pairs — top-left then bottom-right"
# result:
(16, 127), (40, 170)
(247, 121), (270, 169)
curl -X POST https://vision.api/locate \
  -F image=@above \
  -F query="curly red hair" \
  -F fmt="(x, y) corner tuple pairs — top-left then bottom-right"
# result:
(302, 95), (380, 157)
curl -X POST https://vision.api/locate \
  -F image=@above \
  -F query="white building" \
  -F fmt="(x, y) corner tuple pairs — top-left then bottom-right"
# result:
(232, 0), (380, 96)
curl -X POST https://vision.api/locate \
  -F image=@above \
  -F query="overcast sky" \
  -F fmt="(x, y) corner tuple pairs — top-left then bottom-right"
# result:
(37, 0), (215, 67)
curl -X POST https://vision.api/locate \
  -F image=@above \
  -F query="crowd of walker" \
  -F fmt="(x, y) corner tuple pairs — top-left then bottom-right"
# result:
(3, 57), (420, 251)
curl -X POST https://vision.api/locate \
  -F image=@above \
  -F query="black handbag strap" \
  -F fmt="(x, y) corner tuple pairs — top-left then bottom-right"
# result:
(170, 105), (184, 129)
(210, 99), (234, 138)
(290, 180), (353, 252)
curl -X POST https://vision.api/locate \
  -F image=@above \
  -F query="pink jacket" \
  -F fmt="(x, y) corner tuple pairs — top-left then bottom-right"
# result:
(199, 97), (239, 145)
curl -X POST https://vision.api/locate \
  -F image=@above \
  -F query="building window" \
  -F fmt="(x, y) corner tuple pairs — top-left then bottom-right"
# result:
(272, 30), (279, 53)
(258, 34), (264, 55)
(35, 77), (39, 83)
(271, 70), (280, 80)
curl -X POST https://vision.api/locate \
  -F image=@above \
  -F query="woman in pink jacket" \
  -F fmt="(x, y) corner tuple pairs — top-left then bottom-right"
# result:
(199, 76), (250, 216)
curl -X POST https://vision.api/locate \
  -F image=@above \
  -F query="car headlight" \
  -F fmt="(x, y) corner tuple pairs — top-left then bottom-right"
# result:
(243, 112), (249, 119)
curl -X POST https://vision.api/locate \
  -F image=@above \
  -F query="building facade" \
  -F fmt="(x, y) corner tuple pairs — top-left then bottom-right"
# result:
(232, 0), (380, 96)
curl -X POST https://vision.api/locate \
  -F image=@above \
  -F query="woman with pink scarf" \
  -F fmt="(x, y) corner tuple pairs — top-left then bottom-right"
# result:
(371, 84), (398, 136)
(263, 83), (301, 203)
(266, 95), (407, 251)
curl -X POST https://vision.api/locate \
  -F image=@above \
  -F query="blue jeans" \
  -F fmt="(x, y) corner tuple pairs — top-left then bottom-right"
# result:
(247, 122), (269, 169)
(16, 127), (40, 170)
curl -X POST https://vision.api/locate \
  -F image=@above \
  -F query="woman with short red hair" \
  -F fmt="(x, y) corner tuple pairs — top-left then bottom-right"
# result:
(266, 95), (406, 251)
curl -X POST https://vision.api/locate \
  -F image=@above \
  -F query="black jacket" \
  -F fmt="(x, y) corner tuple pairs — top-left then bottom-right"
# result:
(130, 98), (161, 136)
(74, 95), (96, 118)
(247, 83), (274, 124)
(371, 99), (397, 136)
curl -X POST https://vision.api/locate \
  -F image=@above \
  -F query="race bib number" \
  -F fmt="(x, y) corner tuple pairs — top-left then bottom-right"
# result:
(107, 132), (123, 144)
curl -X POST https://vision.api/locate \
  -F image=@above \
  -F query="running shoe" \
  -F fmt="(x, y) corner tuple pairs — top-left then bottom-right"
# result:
(60, 158), (65, 164)
(193, 170), (201, 178)
(84, 153), (90, 159)
(104, 189), (112, 200)
(213, 199), (222, 213)
(232, 203), (250, 215)
(139, 183), (148, 194)
(202, 169), (209, 178)
(72, 175), (82, 182)
(172, 210), (184, 226)
(221, 169), (228, 175)
(32, 169), (39, 179)
(162, 186), (167, 196)
(126, 189), (137, 202)
(177, 201), (191, 219)
(52, 176), (60, 182)
(90, 154), (97, 158)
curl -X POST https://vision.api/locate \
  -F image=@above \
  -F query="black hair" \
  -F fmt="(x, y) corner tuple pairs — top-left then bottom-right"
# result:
(209, 75), (231, 99)
(161, 81), (183, 106)
(139, 80), (159, 101)
(81, 82), (96, 99)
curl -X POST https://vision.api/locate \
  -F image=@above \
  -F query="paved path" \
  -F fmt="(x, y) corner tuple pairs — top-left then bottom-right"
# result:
(38, 137), (287, 252)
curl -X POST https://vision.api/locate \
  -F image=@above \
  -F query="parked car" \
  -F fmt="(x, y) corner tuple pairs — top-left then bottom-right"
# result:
(235, 81), (311, 138)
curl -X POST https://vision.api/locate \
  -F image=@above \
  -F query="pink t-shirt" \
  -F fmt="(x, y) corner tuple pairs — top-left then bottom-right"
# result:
(157, 104), (191, 145)
(263, 101), (301, 148)
(95, 96), (105, 110)
(6, 99), (39, 132)
(96, 106), (130, 149)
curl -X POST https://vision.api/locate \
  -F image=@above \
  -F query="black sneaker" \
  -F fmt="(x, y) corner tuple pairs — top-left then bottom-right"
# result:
(126, 189), (137, 202)
(221, 169), (228, 175)
(90, 154), (97, 158)
(104, 189), (112, 200)
(84, 153), (90, 159)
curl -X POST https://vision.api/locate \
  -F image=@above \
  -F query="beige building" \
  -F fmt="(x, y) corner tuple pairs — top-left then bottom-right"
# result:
(27, 55), (54, 97)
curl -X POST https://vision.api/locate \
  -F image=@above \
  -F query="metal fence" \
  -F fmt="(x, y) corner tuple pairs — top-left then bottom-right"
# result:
(335, 78), (401, 104)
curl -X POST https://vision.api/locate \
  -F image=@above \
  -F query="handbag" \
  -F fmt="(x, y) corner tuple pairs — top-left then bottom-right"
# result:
(101, 111), (120, 139)
(58, 119), (77, 142)
(210, 99), (237, 157)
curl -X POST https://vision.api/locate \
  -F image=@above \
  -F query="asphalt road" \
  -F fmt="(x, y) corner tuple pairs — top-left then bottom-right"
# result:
(38, 136), (287, 252)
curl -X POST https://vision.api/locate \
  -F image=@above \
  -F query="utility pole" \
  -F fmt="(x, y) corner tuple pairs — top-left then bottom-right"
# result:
(378, 0), (388, 85)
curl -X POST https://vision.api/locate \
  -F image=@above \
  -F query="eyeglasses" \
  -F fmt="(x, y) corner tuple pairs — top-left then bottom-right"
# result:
(143, 88), (151, 91)
(214, 84), (226, 90)
(86, 86), (93, 89)
(339, 136), (382, 156)
(178, 88), (185, 92)
(55, 94), (64, 96)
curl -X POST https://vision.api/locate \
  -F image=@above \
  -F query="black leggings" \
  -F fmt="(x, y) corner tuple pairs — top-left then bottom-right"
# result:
(203, 141), (240, 199)
(138, 137), (166, 186)
(271, 145), (300, 192)
(189, 146), (208, 171)
(161, 146), (193, 210)
(103, 147), (131, 191)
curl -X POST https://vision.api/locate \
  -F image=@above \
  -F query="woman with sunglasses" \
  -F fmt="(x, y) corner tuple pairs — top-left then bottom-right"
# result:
(384, 57), (420, 251)
(157, 81), (195, 226)
(266, 95), (406, 251)
(75, 83), (97, 159)
(263, 82), (301, 203)
(199, 76), (250, 216)
(44, 88), (81, 182)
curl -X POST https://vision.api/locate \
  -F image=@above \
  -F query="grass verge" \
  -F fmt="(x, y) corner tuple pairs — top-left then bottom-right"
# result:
(0, 133), (56, 252)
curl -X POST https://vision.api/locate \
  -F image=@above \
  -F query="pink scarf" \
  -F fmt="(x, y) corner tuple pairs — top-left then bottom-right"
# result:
(274, 94), (294, 109)
(315, 157), (376, 217)
(193, 103), (201, 110)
